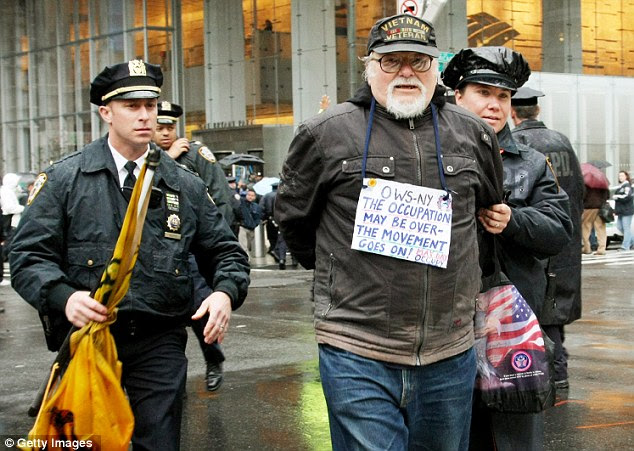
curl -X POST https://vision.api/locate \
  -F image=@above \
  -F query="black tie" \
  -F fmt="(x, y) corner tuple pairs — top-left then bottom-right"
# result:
(123, 161), (137, 189)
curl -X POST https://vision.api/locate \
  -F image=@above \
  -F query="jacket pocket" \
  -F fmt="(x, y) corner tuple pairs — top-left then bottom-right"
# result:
(441, 155), (479, 214)
(66, 244), (113, 291)
(342, 155), (395, 178)
(151, 251), (191, 312)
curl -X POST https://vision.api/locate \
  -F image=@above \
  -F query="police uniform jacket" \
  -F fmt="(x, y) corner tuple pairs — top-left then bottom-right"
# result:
(10, 136), (249, 350)
(496, 124), (573, 320)
(176, 141), (236, 226)
(275, 83), (504, 366)
(512, 119), (583, 324)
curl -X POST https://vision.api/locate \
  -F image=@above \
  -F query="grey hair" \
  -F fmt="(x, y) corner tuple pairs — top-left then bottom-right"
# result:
(359, 53), (376, 81)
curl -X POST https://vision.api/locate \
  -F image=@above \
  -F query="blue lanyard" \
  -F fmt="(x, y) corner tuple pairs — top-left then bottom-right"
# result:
(361, 99), (449, 198)
(360, 98), (377, 187)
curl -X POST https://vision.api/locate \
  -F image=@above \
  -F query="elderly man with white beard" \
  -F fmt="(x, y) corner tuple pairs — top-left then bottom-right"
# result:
(275, 14), (510, 451)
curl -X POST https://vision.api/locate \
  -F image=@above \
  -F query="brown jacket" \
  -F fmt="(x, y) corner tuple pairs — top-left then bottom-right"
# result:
(275, 84), (503, 365)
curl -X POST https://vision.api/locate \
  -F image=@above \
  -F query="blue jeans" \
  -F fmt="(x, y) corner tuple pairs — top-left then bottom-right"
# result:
(319, 344), (476, 451)
(617, 214), (633, 249)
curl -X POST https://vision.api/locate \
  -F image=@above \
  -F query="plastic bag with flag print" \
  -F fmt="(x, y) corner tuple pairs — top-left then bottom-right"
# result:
(474, 277), (556, 413)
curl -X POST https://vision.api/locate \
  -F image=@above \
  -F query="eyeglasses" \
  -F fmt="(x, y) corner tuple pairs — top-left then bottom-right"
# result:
(121, 186), (164, 209)
(372, 54), (433, 73)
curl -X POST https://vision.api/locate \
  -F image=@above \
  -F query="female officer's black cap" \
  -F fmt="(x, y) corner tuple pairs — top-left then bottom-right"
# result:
(441, 47), (530, 92)
(90, 59), (163, 106)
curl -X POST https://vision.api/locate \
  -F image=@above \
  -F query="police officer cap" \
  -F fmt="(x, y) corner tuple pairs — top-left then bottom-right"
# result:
(511, 86), (544, 106)
(157, 101), (183, 124)
(226, 176), (236, 183)
(90, 59), (163, 106)
(441, 47), (530, 92)
(367, 14), (439, 57)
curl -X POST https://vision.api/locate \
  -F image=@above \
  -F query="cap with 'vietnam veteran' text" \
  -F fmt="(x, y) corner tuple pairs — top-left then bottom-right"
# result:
(90, 59), (163, 106)
(367, 14), (439, 58)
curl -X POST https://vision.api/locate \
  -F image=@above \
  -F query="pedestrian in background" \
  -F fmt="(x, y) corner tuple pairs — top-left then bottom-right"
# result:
(613, 170), (634, 251)
(259, 182), (279, 260)
(277, 15), (508, 450)
(443, 46), (572, 450)
(238, 188), (262, 257)
(581, 180), (609, 255)
(1, 173), (25, 265)
(10, 60), (249, 450)
(511, 86), (584, 390)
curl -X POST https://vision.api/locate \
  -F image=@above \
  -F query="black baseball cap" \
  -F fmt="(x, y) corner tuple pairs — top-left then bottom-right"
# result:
(367, 14), (439, 57)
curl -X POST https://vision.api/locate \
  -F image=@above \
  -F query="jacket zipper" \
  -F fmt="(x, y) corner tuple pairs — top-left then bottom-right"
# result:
(409, 118), (429, 365)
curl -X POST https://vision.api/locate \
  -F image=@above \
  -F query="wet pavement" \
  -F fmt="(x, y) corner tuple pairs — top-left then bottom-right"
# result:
(1, 250), (633, 450)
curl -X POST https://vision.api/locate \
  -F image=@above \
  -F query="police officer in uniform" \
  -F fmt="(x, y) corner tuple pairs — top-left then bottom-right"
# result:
(153, 100), (232, 391)
(443, 47), (572, 451)
(154, 101), (236, 228)
(10, 60), (250, 450)
(511, 87), (584, 390)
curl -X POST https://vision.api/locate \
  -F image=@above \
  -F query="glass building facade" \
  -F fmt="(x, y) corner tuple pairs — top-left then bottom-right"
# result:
(1, 0), (633, 177)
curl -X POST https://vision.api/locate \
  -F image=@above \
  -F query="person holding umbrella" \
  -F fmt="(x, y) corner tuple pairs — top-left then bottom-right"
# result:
(10, 60), (250, 450)
(580, 162), (610, 255)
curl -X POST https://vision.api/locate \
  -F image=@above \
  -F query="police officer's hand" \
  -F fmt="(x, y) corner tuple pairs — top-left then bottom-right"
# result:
(65, 290), (108, 328)
(191, 291), (232, 344)
(166, 138), (190, 160)
(478, 203), (511, 234)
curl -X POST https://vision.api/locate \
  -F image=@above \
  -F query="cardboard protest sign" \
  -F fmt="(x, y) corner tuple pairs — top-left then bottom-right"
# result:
(351, 178), (452, 268)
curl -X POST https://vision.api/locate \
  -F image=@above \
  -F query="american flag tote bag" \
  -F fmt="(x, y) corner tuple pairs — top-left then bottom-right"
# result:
(474, 278), (556, 413)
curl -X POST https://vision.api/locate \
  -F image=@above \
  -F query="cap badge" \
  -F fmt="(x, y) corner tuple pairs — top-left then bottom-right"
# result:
(161, 101), (172, 111)
(128, 59), (147, 76)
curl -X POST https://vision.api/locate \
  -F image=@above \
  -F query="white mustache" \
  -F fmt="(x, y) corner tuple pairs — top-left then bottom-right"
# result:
(388, 77), (425, 93)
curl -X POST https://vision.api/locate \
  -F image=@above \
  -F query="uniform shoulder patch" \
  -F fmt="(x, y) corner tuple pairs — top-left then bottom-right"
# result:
(27, 173), (47, 205)
(198, 146), (216, 163)
(544, 156), (561, 192)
